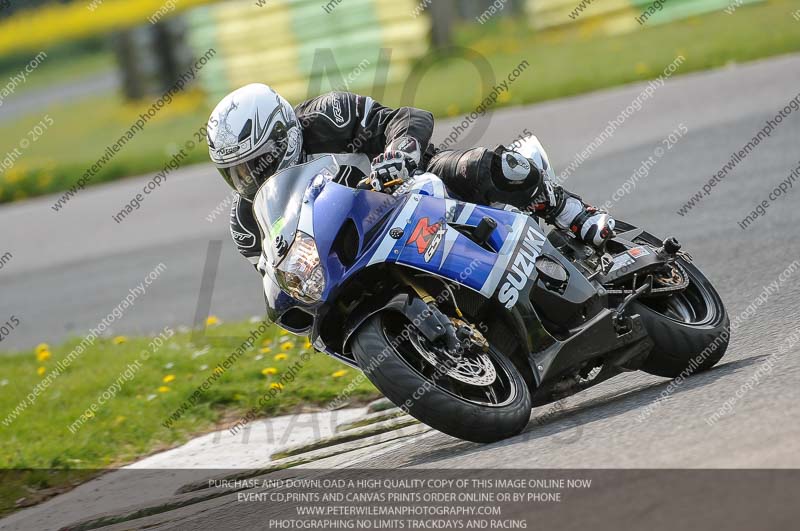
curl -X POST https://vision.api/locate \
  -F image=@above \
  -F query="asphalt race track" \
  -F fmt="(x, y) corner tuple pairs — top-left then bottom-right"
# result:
(1, 51), (799, 491)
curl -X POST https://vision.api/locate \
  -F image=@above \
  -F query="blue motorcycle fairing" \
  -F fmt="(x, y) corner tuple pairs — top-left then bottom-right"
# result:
(253, 155), (559, 358)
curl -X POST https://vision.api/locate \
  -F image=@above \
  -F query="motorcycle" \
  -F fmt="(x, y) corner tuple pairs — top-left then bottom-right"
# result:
(252, 136), (729, 443)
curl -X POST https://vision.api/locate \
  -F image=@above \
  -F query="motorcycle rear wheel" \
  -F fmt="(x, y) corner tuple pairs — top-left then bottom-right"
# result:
(351, 311), (531, 443)
(634, 259), (730, 378)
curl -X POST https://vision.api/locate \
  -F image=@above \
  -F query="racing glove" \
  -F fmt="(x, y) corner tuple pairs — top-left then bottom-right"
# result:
(364, 137), (423, 192)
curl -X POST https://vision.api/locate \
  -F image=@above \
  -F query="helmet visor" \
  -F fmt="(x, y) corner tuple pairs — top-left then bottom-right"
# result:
(218, 124), (288, 199)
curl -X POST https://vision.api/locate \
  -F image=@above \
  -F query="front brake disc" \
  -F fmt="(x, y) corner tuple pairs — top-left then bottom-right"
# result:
(410, 333), (497, 386)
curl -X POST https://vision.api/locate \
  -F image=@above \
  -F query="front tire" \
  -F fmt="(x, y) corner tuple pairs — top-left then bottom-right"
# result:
(351, 312), (532, 443)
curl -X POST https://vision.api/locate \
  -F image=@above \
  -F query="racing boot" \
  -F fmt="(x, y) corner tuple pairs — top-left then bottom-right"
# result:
(531, 183), (616, 248)
(428, 145), (615, 247)
(490, 148), (615, 248)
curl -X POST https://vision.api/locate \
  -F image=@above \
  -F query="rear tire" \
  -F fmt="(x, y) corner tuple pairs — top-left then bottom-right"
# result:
(351, 312), (532, 443)
(635, 260), (730, 378)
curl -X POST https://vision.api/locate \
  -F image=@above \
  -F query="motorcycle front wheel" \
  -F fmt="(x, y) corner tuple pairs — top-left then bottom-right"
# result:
(351, 311), (531, 443)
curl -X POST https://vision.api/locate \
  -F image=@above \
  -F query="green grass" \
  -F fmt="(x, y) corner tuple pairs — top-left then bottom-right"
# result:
(387, 0), (800, 114)
(0, 50), (114, 96)
(0, 89), (212, 203)
(0, 321), (378, 515)
(1, 0), (799, 203)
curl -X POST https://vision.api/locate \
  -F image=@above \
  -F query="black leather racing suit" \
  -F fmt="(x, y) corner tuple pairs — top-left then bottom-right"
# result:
(230, 91), (550, 266)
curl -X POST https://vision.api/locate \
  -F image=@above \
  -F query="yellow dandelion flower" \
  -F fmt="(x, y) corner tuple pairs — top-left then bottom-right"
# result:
(304, 340), (313, 349)
(213, 366), (224, 376)
(498, 91), (511, 103)
(114, 415), (126, 425)
(206, 315), (220, 326)
(281, 342), (294, 351)
(260, 347), (272, 354)
(35, 343), (49, 354)
(158, 386), (170, 393)
(270, 382), (284, 390)
(5, 166), (22, 184)
(274, 354), (288, 361)
(112, 336), (127, 345)
(37, 366), (46, 376)
(261, 367), (278, 376)
(261, 338), (271, 346)
(36, 349), (51, 362)
(331, 369), (349, 378)
(635, 62), (650, 75)
(37, 173), (53, 189)
(163, 374), (176, 383)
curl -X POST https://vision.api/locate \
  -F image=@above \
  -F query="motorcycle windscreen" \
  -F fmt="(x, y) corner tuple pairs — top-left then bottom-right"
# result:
(253, 155), (340, 267)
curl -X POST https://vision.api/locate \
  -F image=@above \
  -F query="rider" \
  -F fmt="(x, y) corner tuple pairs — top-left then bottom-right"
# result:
(206, 83), (615, 270)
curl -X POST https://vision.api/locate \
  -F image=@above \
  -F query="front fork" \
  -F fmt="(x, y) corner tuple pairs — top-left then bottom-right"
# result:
(394, 269), (491, 358)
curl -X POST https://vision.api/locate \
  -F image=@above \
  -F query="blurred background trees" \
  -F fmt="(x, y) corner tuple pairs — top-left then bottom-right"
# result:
(0, 0), (795, 203)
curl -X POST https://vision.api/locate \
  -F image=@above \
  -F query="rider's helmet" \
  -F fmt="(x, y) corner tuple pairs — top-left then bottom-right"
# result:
(207, 83), (302, 199)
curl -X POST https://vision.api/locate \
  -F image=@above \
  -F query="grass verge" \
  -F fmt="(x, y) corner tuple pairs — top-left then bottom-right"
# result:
(393, 0), (800, 115)
(0, 49), (113, 97)
(0, 320), (378, 516)
(0, 89), (211, 204)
